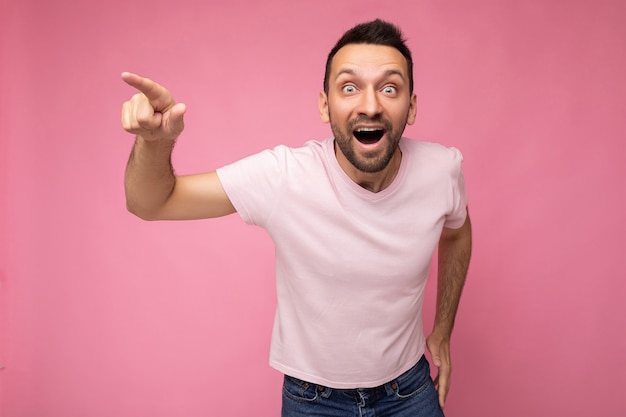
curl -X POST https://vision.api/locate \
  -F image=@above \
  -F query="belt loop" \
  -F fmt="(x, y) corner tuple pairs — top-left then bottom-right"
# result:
(384, 380), (398, 396)
(317, 385), (333, 399)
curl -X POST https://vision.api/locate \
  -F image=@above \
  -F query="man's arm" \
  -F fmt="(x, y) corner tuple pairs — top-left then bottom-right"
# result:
(121, 72), (235, 220)
(426, 210), (472, 409)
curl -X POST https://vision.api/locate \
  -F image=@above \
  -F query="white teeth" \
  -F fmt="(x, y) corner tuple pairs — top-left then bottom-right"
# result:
(356, 128), (381, 132)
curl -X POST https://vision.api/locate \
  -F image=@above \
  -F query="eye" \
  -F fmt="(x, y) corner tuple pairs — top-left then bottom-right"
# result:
(382, 86), (397, 94)
(342, 85), (357, 94)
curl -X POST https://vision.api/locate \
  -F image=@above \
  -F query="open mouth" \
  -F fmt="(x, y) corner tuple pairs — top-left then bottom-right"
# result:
(353, 128), (385, 144)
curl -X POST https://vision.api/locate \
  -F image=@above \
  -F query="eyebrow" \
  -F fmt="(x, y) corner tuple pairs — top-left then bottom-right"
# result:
(335, 68), (406, 81)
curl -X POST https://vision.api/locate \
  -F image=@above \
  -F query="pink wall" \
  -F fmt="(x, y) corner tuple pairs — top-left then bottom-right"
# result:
(2, 0), (625, 416)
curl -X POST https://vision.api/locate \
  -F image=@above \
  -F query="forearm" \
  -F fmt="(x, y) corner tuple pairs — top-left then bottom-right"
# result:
(433, 215), (472, 337)
(125, 135), (177, 220)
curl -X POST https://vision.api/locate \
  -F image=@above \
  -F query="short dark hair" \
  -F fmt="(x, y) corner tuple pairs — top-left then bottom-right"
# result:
(323, 19), (414, 94)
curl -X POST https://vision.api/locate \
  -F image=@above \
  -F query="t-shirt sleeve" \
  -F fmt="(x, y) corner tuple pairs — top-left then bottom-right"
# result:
(216, 146), (287, 227)
(443, 147), (468, 229)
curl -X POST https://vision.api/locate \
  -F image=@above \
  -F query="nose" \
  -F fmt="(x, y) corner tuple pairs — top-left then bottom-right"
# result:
(356, 87), (383, 117)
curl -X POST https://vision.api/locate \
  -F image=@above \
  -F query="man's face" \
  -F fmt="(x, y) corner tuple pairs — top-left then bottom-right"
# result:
(319, 43), (417, 174)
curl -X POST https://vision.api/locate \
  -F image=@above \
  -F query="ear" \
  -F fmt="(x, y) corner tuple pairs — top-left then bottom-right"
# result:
(318, 91), (330, 123)
(406, 93), (417, 125)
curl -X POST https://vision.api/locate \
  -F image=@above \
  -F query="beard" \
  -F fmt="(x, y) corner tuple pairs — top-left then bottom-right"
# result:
(330, 114), (405, 173)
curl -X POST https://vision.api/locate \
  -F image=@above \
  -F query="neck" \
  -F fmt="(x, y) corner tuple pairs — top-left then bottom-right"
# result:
(335, 144), (402, 193)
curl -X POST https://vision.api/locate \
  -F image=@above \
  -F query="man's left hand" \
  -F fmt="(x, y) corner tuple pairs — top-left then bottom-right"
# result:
(426, 332), (451, 409)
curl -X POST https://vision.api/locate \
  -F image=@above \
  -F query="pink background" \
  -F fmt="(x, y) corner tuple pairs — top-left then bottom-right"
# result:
(1, 0), (625, 416)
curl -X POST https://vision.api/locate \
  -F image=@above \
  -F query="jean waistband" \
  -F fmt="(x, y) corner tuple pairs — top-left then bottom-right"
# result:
(312, 355), (426, 399)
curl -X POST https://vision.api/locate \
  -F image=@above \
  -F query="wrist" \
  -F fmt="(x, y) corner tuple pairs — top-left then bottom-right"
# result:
(430, 325), (452, 340)
(136, 134), (177, 147)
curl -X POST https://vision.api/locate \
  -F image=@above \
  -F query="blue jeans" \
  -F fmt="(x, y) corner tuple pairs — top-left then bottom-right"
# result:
(281, 355), (444, 417)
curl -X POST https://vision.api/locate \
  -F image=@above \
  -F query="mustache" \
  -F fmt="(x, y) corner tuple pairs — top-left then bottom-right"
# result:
(347, 116), (393, 131)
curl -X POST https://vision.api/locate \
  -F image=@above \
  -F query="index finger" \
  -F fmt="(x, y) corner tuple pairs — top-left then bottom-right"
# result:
(437, 361), (451, 408)
(121, 72), (169, 102)
(438, 374), (448, 408)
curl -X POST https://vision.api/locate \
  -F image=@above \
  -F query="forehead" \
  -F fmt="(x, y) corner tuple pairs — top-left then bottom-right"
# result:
(330, 43), (409, 79)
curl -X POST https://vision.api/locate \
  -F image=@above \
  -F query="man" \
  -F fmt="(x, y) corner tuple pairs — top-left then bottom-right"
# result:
(122, 19), (471, 417)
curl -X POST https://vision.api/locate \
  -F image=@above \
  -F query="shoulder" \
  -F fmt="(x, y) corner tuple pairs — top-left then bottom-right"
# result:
(402, 138), (462, 159)
(220, 139), (326, 167)
(217, 139), (330, 186)
(255, 138), (329, 162)
(401, 138), (463, 171)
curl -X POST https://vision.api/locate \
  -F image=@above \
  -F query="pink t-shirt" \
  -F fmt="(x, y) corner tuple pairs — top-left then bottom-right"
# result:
(216, 137), (467, 388)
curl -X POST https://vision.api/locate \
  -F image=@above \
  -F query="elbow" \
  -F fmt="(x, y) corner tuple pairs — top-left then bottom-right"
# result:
(125, 201), (162, 221)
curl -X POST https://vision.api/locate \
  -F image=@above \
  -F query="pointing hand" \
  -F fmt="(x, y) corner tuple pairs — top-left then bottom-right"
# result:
(121, 72), (186, 142)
